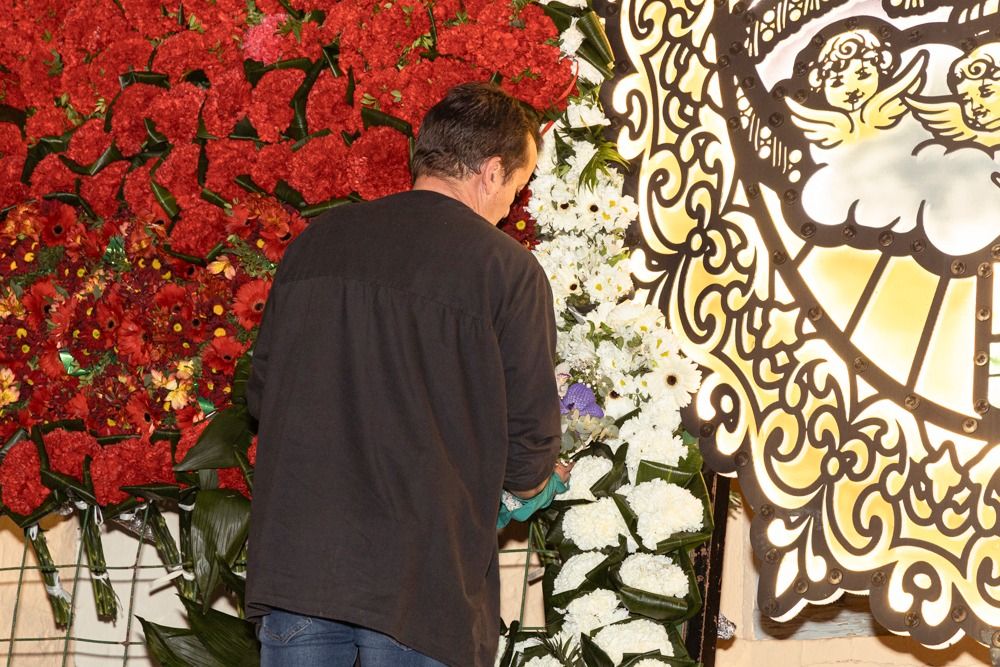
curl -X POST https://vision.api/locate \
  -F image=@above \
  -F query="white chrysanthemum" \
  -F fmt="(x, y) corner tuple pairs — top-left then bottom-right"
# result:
(615, 396), (681, 442)
(624, 431), (687, 482)
(560, 456), (613, 502)
(593, 619), (674, 664)
(557, 324), (598, 373)
(558, 18), (585, 57)
(619, 553), (689, 598)
(595, 340), (643, 386)
(553, 551), (607, 594)
(566, 96), (610, 129)
(562, 496), (627, 550)
(648, 355), (701, 407)
(575, 56), (606, 86)
(524, 656), (564, 667)
(565, 137), (598, 178)
(627, 479), (704, 550)
(559, 589), (630, 639)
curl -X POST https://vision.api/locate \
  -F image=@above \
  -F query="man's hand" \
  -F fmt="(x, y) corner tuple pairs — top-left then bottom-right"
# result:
(510, 460), (573, 499)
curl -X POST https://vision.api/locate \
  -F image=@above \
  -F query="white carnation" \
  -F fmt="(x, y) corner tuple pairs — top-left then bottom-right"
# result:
(557, 324), (598, 373)
(624, 431), (687, 482)
(560, 456), (613, 502)
(559, 588), (629, 639)
(553, 551), (607, 594)
(619, 553), (689, 598)
(524, 656), (563, 667)
(562, 497), (627, 550)
(576, 57), (607, 86)
(627, 479), (704, 550)
(593, 619), (674, 664)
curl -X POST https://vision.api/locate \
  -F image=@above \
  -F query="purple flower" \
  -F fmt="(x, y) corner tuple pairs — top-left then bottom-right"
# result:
(560, 383), (604, 418)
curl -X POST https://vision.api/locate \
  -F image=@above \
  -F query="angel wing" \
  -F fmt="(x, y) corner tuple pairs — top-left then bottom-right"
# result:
(785, 97), (855, 149)
(908, 98), (1000, 149)
(860, 50), (928, 129)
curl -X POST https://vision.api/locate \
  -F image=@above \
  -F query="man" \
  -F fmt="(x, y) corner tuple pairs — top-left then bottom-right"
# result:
(245, 82), (567, 666)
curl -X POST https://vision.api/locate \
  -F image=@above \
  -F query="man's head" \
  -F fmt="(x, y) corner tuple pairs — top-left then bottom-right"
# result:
(411, 83), (541, 223)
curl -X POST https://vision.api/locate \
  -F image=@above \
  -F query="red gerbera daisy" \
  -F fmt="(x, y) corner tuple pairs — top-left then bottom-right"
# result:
(232, 279), (271, 330)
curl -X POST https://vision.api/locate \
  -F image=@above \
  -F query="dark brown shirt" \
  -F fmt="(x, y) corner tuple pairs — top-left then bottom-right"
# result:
(245, 189), (561, 666)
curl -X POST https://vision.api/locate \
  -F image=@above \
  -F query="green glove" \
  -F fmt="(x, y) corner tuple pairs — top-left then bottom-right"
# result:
(496, 473), (569, 530)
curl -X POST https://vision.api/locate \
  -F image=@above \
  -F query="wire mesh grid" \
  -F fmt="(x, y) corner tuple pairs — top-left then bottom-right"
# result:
(0, 507), (549, 665)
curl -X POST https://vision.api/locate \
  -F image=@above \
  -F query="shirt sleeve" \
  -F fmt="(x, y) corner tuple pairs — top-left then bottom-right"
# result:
(246, 284), (278, 420)
(497, 264), (562, 493)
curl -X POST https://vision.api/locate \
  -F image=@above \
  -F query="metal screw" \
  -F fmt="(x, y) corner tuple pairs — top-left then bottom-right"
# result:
(760, 504), (774, 519)
(975, 351), (989, 366)
(719, 55), (731, 69)
(912, 240), (925, 253)
(800, 223), (815, 237)
(700, 422), (715, 437)
(903, 394), (920, 410)
(975, 399), (990, 415)
(794, 579), (808, 594)
(747, 184), (760, 198)
(853, 357), (868, 372)
(729, 41), (743, 54)
(979, 262), (993, 278)
(762, 599), (778, 616)
(951, 260), (966, 275)
(843, 225), (856, 238)
(773, 250), (787, 265)
(764, 548), (779, 563)
(783, 189), (798, 202)
(962, 418), (979, 434)
(878, 231), (894, 247)
(794, 61), (808, 77)
(828, 569), (843, 585)
(735, 451), (750, 467)
(992, 630), (1000, 648)
(905, 612), (920, 627)
(872, 571), (886, 586)
(768, 113), (784, 127)
(793, 89), (808, 102)
(950, 606), (967, 623)
(741, 76), (756, 89)
(992, 244), (1000, 260)
(772, 86), (787, 100)
(978, 307), (992, 322)
(807, 306), (822, 322)
(727, 116), (740, 129)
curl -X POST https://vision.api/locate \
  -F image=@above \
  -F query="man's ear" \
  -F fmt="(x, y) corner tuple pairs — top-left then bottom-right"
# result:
(479, 155), (505, 195)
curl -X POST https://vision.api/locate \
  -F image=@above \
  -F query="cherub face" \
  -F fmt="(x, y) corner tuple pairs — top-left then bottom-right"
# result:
(954, 44), (1000, 132)
(810, 30), (890, 113)
(823, 57), (881, 112)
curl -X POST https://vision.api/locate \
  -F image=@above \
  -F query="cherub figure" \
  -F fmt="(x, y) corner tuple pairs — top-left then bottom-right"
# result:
(785, 29), (928, 149)
(909, 42), (1000, 152)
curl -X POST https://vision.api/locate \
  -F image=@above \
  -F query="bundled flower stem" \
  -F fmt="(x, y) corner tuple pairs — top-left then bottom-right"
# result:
(24, 524), (72, 627)
(79, 506), (118, 620)
(146, 503), (195, 600)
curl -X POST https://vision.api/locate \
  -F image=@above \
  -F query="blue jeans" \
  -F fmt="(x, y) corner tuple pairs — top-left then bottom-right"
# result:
(258, 609), (447, 666)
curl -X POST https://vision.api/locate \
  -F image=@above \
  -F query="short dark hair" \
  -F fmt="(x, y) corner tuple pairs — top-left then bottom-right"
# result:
(410, 82), (541, 182)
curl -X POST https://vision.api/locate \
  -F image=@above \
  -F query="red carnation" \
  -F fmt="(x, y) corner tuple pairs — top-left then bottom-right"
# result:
(286, 133), (351, 203)
(80, 162), (128, 219)
(154, 143), (202, 209)
(45, 429), (101, 480)
(119, 0), (179, 39)
(168, 201), (228, 258)
(124, 161), (169, 221)
(111, 84), (163, 155)
(0, 440), (50, 516)
(306, 70), (361, 136)
(346, 127), (411, 201)
(242, 13), (288, 64)
(148, 83), (206, 146)
(28, 154), (76, 199)
(174, 420), (209, 464)
(248, 69), (305, 143)
(91, 436), (174, 506)
(205, 139), (257, 202)
(233, 279), (271, 330)
(67, 119), (112, 166)
(202, 68), (252, 138)
(249, 141), (294, 193)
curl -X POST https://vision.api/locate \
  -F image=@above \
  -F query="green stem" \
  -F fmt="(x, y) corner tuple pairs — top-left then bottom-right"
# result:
(25, 525), (72, 627)
(79, 506), (118, 620)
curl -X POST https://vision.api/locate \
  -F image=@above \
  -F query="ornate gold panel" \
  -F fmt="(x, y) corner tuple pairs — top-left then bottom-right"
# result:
(602, 0), (1000, 649)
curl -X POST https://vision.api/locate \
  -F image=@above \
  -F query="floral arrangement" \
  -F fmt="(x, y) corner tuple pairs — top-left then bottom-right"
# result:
(0, 0), (709, 664)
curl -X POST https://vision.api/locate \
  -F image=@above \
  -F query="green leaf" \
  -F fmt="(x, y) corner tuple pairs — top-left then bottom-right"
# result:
(0, 104), (27, 129)
(610, 552), (699, 622)
(234, 174), (268, 194)
(321, 43), (343, 77)
(40, 469), (98, 505)
(299, 195), (359, 218)
(578, 11), (614, 65)
(230, 352), (254, 406)
(150, 178), (180, 219)
(217, 556), (247, 605)
(119, 483), (183, 503)
(580, 633), (614, 667)
(119, 71), (170, 89)
(360, 107), (412, 137)
(179, 597), (259, 665)
(138, 616), (228, 667)
(272, 180), (307, 209)
(189, 489), (251, 610)
(174, 406), (252, 471)
(539, 1), (576, 33)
